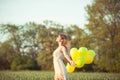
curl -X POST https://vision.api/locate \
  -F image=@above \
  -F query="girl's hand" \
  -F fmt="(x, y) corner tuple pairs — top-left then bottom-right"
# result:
(70, 61), (75, 66)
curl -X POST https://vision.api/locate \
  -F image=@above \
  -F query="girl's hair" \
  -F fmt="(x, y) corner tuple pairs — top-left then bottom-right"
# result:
(59, 33), (71, 55)
(59, 34), (71, 49)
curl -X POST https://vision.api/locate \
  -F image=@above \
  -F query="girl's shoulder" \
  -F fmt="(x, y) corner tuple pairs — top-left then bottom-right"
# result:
(60, 46), (67, 52)
(59, 45), (65, 49)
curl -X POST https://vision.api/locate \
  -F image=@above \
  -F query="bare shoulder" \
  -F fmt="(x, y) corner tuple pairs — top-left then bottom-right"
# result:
(60, 46), (67, 51)
(60, 46), (65, 49)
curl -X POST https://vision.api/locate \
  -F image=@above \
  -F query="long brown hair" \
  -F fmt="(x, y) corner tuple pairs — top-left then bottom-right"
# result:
(59, 34), (67, 46)
(59, 33), (71, 49)
(59, 34), (71, 56)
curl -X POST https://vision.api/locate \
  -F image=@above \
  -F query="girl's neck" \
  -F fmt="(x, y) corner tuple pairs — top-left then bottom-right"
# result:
(58, 42), (62, 47)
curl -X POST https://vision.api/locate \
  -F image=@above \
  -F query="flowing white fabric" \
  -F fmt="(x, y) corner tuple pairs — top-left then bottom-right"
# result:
(53, 47), (69, 80)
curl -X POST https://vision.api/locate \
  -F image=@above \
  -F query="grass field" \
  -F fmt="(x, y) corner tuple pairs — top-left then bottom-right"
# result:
(0, 71), (120, 80)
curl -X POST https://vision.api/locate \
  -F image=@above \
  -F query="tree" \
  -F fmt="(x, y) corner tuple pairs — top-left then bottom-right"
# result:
(36, 21), (64, 70)
(85, 0), (120, 72)
(0, 23), (40, 70)
(0, 24), (21, 70)
(65, 25), (92, 49)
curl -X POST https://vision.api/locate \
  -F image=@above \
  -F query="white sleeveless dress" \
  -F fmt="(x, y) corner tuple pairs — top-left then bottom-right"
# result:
(53, 47), (69, 80)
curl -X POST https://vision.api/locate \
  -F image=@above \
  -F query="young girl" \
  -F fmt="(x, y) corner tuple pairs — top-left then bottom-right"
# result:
(53, 34), (75, 80)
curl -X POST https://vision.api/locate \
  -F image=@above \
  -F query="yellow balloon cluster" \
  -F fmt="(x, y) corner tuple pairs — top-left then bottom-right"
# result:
(66, 47), (96, 73)
(66, 63), (75, 73)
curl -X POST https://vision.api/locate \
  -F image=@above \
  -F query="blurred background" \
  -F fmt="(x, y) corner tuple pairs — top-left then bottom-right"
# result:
(0, 0), (120, 73)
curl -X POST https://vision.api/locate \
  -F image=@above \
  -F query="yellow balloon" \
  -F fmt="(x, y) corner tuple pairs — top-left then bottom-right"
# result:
(70, 48), (80, 61)
(78, 47), (88, 57)
(75, 57), (85, 68)
(66, 63), (75, 73)
(72, 51), (81, 61)
(70, 48), (78, 56)
(84, 54), (93, 64)
(88, 50), (96, 57)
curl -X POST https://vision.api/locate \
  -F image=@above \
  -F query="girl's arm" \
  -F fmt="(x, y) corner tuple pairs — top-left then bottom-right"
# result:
(61, 46), (75, 66)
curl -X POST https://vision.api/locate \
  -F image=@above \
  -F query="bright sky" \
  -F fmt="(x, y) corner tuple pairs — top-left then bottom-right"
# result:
(0, 0), (92, 28)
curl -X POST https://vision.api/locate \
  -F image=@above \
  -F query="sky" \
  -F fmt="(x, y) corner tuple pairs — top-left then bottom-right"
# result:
(0, 0), (92, 28)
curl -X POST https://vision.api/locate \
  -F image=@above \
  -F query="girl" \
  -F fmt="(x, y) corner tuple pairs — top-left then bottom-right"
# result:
(53, 34), (75, 80)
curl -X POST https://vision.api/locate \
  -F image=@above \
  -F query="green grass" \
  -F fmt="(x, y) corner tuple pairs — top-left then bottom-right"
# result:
(0, 71), (120, 80)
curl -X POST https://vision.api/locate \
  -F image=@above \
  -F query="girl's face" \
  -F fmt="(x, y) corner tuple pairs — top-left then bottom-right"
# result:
(56, 35), (61, 42)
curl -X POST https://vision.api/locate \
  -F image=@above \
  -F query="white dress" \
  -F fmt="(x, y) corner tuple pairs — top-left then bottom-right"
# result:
(53, 47), (69, 80)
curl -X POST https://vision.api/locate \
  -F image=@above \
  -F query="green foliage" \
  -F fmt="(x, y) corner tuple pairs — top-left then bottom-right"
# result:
(10, 56), (40, 70)
(85, 0), (120, 72)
